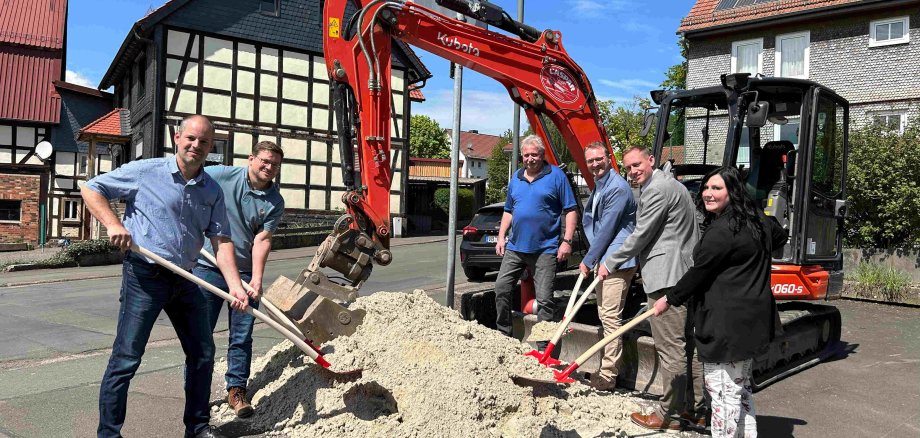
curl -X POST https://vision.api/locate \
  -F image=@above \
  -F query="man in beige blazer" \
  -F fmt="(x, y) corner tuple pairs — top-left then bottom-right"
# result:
(599, 146), (704, 432)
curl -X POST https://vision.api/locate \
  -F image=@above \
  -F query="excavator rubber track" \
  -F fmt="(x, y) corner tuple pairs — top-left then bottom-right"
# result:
(751, 302), (842, 391)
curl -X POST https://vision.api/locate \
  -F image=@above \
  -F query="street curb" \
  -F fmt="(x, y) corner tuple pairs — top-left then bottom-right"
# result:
(0, 236), (450, 288)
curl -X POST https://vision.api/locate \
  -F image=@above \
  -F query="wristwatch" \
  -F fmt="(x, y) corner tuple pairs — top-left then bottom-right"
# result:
(561, 238), (572, 245)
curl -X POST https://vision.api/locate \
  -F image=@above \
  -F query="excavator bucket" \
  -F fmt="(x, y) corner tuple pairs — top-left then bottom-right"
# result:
(262, 275), (365, 345)
(261, 213), (392, 344)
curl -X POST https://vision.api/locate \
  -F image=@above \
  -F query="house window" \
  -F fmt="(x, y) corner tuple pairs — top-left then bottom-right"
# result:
(78, 153), (88, 176)
(63, 199), (81, 221)
(207, 135), (228, 166)
(870, 17), (910, 47)
(775, 31), (810, 79)
(134, 138), (144, 160)
(872, 112), (907, 134)
(260, 0), (279, 16)
(731, 38), (763, 75)
(0, 200), (20, 222)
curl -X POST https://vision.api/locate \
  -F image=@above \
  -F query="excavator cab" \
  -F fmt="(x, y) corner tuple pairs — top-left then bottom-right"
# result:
(649, 73), (848, 297)
(648, 74), (847, 387)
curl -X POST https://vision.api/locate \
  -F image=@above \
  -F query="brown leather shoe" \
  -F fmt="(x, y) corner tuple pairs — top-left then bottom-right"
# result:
(630, 411), (682, 432)
(227, 386), (253, 418)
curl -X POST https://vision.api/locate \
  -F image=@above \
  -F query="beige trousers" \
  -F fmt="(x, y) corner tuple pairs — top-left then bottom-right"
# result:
(595, 267), (636, 381)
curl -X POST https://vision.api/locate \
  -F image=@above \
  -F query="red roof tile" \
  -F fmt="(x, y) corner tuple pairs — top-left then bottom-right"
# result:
(78, 108), (130, 139)
(409, 85), (426, 102)
(0, 46), (62, 123)
(0, 0), (67, 50)
(445, 129), (505, 160)
(679, 0), (863, 33)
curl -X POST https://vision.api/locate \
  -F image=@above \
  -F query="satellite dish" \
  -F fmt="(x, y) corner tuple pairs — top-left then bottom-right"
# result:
(34, 141), (54, 161)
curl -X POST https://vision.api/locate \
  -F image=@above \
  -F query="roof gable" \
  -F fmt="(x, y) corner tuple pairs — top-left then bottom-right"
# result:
(102, 0), (430, 89)
(0, 0), (67, 50)
(78, 108), (131, 140)
(679, 0), (870, 33)
(446, 129), (505, 160)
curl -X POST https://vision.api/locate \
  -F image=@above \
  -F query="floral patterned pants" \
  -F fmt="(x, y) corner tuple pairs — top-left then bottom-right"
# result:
(704, 359), (757, 438)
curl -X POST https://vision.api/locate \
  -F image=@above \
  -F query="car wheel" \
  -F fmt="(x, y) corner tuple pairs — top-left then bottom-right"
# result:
(464, 266), (487, 281)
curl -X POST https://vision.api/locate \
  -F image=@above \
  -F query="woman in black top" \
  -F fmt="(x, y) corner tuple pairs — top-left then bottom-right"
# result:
(653, 166), (786, 438)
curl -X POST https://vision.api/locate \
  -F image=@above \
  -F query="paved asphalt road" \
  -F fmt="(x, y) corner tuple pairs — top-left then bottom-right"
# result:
(0, 237), (918, 437)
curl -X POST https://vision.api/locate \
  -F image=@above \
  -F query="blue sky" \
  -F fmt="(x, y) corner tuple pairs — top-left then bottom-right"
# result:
(65, 0), (694, 136)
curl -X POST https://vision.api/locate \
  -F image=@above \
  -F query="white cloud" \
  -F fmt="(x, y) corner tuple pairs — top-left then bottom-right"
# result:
(413, 87), (519, 136)
(598, 78), (659, 91)
(65, 70), (95, 88)
(569, 0), (631, 15)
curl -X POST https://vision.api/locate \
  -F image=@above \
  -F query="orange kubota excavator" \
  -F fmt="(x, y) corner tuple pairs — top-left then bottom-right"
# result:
(262, 0), (844, 390)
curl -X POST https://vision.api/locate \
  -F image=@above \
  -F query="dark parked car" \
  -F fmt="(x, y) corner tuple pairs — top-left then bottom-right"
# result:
(459, 203), (584, 281)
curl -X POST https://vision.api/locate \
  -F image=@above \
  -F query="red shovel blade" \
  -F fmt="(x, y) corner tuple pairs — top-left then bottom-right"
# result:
(524, 348), (542, 360)
(553, 363), (579, 383)
(524, 344), (563, 367)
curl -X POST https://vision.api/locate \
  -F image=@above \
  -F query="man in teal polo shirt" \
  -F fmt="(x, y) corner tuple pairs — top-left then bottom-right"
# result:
(193, 140), (285, 418)
(495, 135), (577, 340)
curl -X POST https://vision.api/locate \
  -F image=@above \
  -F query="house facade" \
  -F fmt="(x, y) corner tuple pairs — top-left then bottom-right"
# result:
(0, 0), (67, 245)
(445, 129), (503, 180)
(679, 0), (920, 158)
(99, 0), (430, 222)
(50, 83), (119, 240)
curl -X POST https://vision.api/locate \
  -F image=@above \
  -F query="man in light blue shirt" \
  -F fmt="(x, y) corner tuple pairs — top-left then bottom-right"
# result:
(194, 140), (285, 418)
(579, 142), (637, 391)
(82, 115), (247, 438)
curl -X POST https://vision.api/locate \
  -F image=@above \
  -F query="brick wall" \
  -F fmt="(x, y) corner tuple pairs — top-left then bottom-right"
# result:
(686, 9), (920, 128)
(0, 173), (40, 244)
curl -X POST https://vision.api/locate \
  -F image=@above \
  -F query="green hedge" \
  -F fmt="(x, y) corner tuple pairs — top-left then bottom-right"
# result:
(433, 187), (475, 218)
(846, 119), (920, 249)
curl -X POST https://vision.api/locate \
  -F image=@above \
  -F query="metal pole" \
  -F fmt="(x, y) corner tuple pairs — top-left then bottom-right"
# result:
(510, 0), (524, 177)
(445, 14), (465, 309)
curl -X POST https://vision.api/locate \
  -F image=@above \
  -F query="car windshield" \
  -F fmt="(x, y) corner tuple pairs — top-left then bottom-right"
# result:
(470, 209), (502, 228)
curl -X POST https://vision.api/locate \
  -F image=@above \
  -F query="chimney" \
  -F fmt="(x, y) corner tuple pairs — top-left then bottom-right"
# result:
(468, 129), (479, 134)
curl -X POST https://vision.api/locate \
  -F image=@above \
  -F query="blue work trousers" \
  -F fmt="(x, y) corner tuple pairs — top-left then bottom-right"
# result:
(192, 264), (259, 391)
(98, 253), (214, 438)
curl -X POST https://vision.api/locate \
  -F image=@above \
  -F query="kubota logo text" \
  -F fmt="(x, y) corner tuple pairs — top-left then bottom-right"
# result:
(437, 32), (480, 56)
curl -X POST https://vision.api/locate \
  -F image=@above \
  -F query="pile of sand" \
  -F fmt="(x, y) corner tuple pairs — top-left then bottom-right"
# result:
(212, 291), (656, 437)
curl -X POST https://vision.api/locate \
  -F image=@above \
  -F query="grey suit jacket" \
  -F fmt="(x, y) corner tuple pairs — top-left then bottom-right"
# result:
(603, 168), (700, 294)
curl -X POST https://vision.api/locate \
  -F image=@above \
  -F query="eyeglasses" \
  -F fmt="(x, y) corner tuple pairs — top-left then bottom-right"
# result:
(253, 155), (282, 169)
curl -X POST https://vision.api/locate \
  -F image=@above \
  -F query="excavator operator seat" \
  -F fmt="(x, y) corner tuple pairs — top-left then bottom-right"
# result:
(759, 140), (794, 258)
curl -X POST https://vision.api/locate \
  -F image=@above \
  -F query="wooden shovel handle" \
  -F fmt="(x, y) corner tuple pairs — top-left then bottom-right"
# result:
(570, 308), (656, 367)
(133, 244), (326, 366)
(197, 249), (308, 340)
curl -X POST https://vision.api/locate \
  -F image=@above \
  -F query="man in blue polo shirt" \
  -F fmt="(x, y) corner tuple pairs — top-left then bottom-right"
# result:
(194, 140), (285, 418)
(82, 114), (248, 438)
(494, 134), (577, 338)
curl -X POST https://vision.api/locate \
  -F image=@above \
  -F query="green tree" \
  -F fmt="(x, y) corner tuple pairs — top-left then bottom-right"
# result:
(600, 96), (653, 155)
(660, 37), (688, 90)
(409, 115), (450, 159)
(485, 130), (512, 204)
(522, 116), (576, 170)
(659, 37), (688, 147)
(845, 118), (920, 249)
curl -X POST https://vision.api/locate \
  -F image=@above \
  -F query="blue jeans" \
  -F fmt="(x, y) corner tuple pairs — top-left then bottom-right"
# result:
(98, 253), (214, 438)
(192, 264), (259, 390)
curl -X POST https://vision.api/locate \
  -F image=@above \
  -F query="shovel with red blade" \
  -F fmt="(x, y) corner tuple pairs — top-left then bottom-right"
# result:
(133, 244), (361, 376)
(524, 274), (603, 367)
(553, 308), (655, 383)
